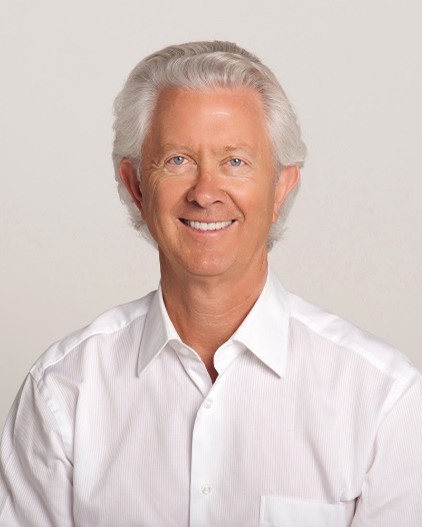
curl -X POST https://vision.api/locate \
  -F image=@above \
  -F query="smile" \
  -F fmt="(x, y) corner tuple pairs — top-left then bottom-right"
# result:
(181, 219), (234, 231)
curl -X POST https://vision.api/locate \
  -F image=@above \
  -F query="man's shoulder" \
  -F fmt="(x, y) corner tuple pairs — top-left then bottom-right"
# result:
(287, 292), (419, 385)
(30, 291), (157, 383)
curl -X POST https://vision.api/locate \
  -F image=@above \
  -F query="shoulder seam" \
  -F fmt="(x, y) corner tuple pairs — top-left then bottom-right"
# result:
(289, 309), (414, 386)
(30, 299), (151, 382)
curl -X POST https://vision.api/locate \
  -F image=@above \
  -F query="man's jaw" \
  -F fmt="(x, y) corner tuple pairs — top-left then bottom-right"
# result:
(180, 219), (235, 232)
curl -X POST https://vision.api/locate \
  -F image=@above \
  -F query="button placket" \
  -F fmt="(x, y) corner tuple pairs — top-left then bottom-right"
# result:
(190, 388), (221, 526)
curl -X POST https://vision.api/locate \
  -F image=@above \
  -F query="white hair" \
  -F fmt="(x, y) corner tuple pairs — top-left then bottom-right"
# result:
(112, 41), (307, 249)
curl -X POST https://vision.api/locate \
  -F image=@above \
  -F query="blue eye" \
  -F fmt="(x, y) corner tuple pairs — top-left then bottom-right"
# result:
(229, 158), (243, 167)
(170, 156), (185, 165)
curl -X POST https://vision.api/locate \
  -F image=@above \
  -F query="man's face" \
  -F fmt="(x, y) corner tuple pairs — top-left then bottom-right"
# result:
(121, 87), (298, 281)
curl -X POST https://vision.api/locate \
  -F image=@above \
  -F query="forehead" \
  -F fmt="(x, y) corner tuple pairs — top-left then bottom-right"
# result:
(144, 86), (271, 152)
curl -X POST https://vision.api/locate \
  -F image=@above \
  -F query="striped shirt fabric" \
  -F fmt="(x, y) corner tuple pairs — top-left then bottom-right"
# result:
(1, 269), (421, 526)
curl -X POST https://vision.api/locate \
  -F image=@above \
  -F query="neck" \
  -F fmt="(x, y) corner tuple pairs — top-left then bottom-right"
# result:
(160, 259), (268, 381)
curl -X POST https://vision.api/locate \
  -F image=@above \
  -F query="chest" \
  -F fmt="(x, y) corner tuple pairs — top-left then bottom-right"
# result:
(69, 353), (367, 526)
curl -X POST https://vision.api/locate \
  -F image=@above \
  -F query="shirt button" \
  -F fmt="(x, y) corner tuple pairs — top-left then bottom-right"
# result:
(203, 398), (213, 409)
(201, 483), (212, 495)
(179, 347), (189, 356)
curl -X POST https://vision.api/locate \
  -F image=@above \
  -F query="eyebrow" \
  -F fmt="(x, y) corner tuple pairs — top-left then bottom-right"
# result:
(222, 144), (254, 154)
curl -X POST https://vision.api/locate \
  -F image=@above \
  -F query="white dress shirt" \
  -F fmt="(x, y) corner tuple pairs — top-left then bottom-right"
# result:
(1, 270), (421, 526)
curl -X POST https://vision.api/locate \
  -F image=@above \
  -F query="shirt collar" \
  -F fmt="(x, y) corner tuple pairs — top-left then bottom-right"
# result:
(137, 268), (290, 377)
(230, 268), (290, 377)
(137, 283), (178, 376)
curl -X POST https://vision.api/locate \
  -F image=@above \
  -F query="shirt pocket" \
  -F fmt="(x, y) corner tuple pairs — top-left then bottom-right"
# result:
(259, 495), (347, 527)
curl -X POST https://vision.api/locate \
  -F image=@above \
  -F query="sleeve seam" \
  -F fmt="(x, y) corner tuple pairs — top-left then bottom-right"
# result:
(29, 373), (73, 462)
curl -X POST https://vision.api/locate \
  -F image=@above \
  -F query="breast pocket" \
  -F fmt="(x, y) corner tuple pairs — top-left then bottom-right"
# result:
(259, 496), (347, 527)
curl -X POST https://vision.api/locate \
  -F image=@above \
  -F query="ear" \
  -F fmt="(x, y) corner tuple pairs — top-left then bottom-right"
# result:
(119, 159), (143, 213)
(272, 165), (300, 222)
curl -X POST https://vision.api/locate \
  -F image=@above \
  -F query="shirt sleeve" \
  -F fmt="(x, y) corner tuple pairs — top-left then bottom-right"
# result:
(352, 375), (422, 526)
(0, 374), (74, 526)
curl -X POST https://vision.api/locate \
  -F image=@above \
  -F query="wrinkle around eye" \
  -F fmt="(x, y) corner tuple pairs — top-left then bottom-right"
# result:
(163, 156), (198, 172)
(222, 157), (253, 176)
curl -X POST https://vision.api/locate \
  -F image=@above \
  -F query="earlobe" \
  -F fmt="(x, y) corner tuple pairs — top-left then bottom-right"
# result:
(272, 165), (300, 222)
(119, 159), (143, 213)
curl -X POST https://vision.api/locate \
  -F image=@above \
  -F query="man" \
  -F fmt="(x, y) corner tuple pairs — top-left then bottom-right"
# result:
(1, 41), (421, 526)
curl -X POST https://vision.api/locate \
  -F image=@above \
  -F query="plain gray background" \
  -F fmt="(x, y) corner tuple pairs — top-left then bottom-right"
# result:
(1, 0), (421, 428)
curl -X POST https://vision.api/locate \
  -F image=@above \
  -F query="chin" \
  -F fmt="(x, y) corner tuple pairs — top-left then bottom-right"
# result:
(181, 256), (235, 278)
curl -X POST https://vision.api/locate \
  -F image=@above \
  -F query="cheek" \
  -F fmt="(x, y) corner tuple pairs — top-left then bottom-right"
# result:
(238, 184), (276, 220)
(140, 175), (164, 210)
(142, 178), (185, 224)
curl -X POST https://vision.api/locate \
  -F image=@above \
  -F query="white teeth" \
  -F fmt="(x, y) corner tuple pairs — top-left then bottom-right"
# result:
(184, 220), (233, 231)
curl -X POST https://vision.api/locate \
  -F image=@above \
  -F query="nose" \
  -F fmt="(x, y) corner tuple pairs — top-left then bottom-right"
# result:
(186, 166), (226, 208)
